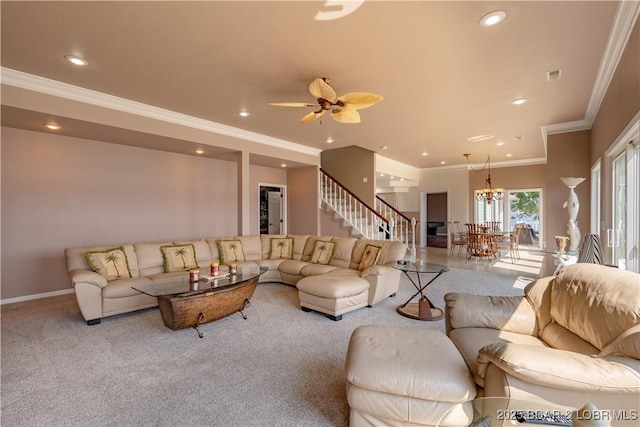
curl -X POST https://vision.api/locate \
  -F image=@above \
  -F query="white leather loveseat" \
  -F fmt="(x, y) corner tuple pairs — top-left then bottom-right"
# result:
(444, 263), (640, 424)
(65, 234), (407, 325)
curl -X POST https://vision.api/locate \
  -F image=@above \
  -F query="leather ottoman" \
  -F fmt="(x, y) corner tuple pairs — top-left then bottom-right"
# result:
(345, 325), (476, 426)
(296, 272), (369, 321)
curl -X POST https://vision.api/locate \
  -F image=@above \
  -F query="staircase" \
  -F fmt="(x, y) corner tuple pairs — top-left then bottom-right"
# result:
(320, 168), (416, 258)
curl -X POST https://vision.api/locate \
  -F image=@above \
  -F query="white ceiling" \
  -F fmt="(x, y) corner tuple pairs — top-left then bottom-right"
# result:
(1, 1), (635, 172)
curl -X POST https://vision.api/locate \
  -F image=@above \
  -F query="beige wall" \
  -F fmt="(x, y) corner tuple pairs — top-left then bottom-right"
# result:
(0, 127), (292, 300)
(546, 131), (591, 252)
(321, 146), (376, 206)
(286, 166), (320, 236)
(590, 19), (640, 262)
(591, 20), (640, 162)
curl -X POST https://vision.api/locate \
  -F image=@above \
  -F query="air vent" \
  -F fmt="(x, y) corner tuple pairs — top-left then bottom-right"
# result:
(547, 69), (562, 81)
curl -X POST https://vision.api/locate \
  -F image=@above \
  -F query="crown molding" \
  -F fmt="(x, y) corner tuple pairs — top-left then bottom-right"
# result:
(0, 67), (322, 157)
(541, 1), (639, 146)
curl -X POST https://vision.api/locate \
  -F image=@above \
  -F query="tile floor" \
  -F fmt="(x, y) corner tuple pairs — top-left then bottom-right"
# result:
(416, 244), (558, 279)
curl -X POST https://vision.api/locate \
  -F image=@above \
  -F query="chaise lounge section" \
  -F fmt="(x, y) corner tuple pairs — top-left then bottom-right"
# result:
(65, 234), (407, 325)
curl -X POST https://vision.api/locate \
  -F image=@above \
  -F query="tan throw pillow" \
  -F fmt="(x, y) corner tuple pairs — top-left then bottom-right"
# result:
(269, 237), (294, 260)
(217, 239), (246, 264)
(85, 247), (132, 281)
(310, 240), (335, 265)
(160, 244), (198, 272)
(358, 244), (382, 271)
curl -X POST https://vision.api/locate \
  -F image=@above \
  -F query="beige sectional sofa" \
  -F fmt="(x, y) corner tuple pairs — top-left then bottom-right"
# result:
(65, 234), (407, 325)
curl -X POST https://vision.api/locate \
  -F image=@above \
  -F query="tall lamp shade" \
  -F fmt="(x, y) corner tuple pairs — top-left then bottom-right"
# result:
(578, 234), (604, 264)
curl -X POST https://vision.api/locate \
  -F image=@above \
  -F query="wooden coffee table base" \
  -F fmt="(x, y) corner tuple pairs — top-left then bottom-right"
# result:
(396, 297), (444, 321)
(157, 276), (258, 338)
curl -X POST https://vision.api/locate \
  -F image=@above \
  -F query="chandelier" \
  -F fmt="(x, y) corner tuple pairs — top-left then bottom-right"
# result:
(463, 153), (504, 204)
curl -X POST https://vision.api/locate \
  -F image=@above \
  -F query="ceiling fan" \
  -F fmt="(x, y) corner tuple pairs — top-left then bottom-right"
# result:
(269, 77), (383, 124)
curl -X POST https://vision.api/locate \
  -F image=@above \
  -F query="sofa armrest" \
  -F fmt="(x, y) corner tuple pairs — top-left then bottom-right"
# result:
(359, 264), (394, 278)
(444, 293), (537, 336)
(478, 342), (640, 393)
(69, 269), (108, 289)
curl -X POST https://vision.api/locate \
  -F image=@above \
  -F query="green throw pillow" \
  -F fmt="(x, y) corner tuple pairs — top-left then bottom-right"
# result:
(217, 239), (246, 264)
(85, 247), (132, 281)
(358, 244), (382, 271)
(160, 244), (198, 272)
(268, 237), (294, 260)
(310, 240), (335, 265)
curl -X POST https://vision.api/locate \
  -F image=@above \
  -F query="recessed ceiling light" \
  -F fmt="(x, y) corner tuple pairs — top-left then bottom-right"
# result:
(390, 176), (395, 179)
(326, 137), (334, 143)
(64, 55), (88, 66)
(440, 161), (446, 165)
(480, 10), (506, 27)
(496, 141), (505, 146)
(506, 153), (513, 157)
(380, 145), (388, 150)
(512, 98), (528, 105)
(467, 135), (494, 142)
(280, 163), (287, 168)
(400, 178), (404, 181)
(238, 111), (250, 117)
(43, 122), (61, 130)
(196, 149), (205, 154)
(421, 151), (429, 156)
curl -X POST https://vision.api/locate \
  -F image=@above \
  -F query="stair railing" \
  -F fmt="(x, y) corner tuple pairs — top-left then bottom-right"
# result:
(375, 196), (416, 257)
(320, 168), (391, 240)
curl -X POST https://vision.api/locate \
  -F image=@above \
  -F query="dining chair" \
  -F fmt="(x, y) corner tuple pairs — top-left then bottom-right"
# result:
(448, 221), (466, 257)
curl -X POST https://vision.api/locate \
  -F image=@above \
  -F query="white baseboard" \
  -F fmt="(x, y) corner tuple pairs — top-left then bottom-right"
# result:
(1, 288), (74, 305)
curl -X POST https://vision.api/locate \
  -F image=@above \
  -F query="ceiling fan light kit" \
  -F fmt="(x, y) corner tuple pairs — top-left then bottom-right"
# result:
(270, 77), (383, 124)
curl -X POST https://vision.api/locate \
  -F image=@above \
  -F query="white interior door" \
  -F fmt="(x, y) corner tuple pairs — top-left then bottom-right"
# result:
(267, 191), (282, 234)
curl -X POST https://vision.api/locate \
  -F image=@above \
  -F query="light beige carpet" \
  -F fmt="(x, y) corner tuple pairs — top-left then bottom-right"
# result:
(1, 268), (530, 427)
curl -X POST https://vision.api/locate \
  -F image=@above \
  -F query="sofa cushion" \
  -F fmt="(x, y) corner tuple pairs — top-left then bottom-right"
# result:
(85, 246), (132, 281)
(288, 235), (310, 260)
(256, 259), (286, 271)
(205, 238), (222, 262)
(260, 234), (286, 259)
(174, 239), (213, 267)
(217, 239), (246, 264)
(550, 264), (640, 351)
(300, 263), (340, 276)
(102, 277), (153, 298)
(328, 237), (357, 268)
(310, 240), (335, 264)
(235, 235), (262, 261)
(297, 274), (369, 299)
(448, 327), (547, 387)
(278, 260), (309, 275)
(268, 237), (294, 260)
(350, 239), (406, 270)
(66, 244), (140, 278)
(135, 242), (172, 276)
(301, 236), (334, 262)
(160, 244), (198, 272)
(358, 244), (382, 271)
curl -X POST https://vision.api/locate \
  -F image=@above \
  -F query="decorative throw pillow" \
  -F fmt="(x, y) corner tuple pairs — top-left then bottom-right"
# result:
(160, 244), (198, 272)
(217, 239), (246, 264)
(310, 240), (336, 265)
(268, 237), (294, 260)
(85, 247), (132, 281)
(358, 244), (382, 271)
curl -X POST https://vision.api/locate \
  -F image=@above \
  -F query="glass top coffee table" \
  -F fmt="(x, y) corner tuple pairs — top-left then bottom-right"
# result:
(392, 261), (448, 321)
(133, 266), (267, 338)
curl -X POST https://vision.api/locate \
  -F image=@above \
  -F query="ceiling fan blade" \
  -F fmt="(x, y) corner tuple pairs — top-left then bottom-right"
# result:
(300, 110), (325, 124)
(331, 108), (361, 124)
(309, 78), (337, 102)
(337, 92), (383, 110)
(269, 102), (316, 107)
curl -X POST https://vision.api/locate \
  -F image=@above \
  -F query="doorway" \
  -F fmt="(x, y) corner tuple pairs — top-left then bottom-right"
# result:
(425, 192), (448, 248)
(258, 184), (286, 235)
